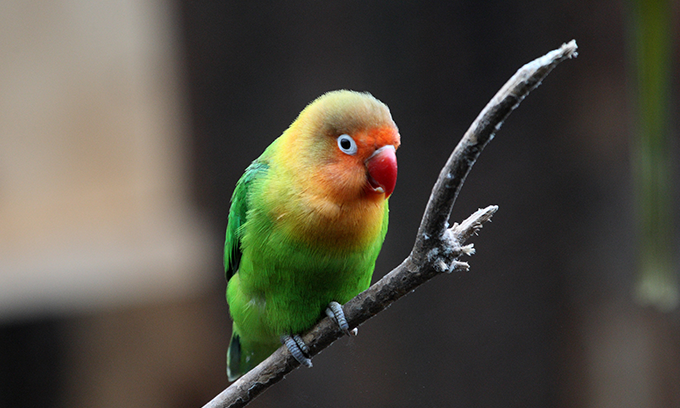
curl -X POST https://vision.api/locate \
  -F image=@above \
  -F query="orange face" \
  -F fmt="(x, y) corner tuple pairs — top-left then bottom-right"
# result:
(324, 124), (400, 201)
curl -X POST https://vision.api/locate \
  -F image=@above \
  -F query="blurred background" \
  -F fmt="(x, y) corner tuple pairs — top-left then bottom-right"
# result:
(1, 1), (678, 407)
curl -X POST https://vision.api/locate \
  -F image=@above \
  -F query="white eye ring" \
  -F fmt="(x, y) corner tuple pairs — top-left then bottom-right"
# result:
(337, 134), (358, 155)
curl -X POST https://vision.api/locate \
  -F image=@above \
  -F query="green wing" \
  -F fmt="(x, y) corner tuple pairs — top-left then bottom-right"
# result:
(224, 159), (269, 281)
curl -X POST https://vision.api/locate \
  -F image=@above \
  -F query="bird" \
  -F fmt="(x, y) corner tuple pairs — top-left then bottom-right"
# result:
(224, 89), (400, 381)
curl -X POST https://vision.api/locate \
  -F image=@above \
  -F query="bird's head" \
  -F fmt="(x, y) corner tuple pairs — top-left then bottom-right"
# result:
(284, 90), (401, 203)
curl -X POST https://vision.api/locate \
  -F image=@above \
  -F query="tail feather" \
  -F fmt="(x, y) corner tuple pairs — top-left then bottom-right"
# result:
(227, 332), (243, 381)
(227, 331), (280, 381)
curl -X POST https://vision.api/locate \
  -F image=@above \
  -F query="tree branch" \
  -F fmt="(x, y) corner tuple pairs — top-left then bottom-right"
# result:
(203, 40), (578, 408)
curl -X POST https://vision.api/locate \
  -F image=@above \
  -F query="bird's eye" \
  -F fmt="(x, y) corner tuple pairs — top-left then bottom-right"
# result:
(337, 134), (357, 155)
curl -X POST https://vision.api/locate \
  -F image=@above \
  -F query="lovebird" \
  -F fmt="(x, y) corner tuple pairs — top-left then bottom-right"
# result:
(224, 90), (400, 381)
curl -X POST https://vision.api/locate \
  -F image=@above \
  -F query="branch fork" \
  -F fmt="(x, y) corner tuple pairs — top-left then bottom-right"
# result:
(426, 205), (498, 274)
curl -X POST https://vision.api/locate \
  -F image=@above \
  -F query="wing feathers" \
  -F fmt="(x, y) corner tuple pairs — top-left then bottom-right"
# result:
(224, 160), (269, 281)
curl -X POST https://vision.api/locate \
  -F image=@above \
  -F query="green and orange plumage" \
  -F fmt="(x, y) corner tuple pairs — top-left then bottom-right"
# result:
(224, 90), (400, 380)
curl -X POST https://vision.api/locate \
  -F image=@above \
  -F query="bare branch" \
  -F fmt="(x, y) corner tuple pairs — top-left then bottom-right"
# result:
(412, 40), (578, 259)
(203, 40), (578, 408)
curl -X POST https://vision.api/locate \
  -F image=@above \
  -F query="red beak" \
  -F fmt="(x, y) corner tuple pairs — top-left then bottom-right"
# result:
(366, 145), (398, 198)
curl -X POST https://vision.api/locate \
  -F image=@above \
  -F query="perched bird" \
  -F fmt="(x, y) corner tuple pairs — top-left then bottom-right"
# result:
(224, 90), (400, 381)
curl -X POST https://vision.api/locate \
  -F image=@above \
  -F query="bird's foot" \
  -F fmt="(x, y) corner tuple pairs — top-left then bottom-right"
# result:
(326, 301), (356, 336)
(282, 334), (312, 368)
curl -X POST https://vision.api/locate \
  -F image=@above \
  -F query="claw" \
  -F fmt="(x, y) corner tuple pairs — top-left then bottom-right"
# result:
(326, 301), (351, 336)
(292, 334), (309, 355)
(282, 334), (312, 368)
